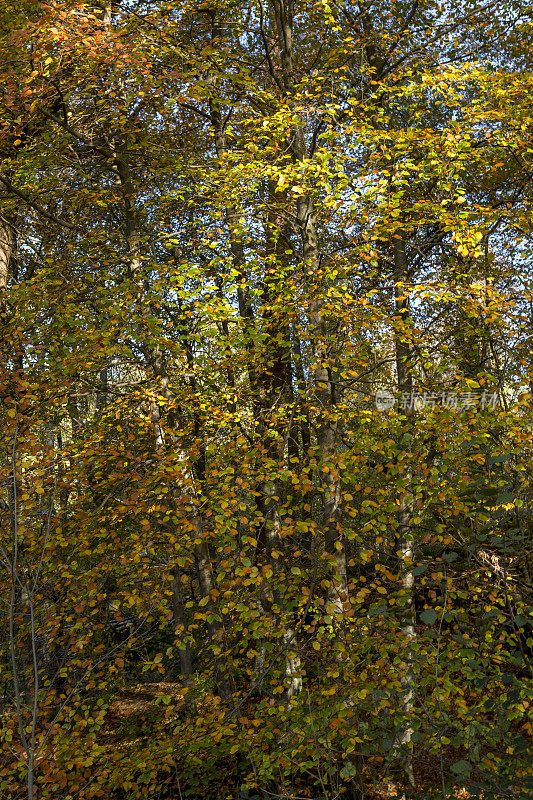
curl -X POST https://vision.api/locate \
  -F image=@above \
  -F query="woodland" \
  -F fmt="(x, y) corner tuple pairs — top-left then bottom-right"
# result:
(1, 1), (532, 799)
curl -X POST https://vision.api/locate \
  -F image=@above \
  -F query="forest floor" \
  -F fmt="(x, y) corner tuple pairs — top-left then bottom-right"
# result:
(94, 682), (531, 800)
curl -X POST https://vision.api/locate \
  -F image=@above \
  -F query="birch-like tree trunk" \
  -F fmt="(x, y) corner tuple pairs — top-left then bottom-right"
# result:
(0, 214), (14, 311)
(392, 233), (416, 787)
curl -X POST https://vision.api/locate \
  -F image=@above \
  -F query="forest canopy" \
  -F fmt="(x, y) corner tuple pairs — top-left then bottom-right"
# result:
(1, 2), (532, 799)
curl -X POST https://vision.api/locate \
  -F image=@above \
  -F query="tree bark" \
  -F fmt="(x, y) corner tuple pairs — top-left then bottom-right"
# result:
(268, 0), (347, 625)
(113, 132), (228, 696)
(392, 232), (416, 788)
(0, 215), (14, 311)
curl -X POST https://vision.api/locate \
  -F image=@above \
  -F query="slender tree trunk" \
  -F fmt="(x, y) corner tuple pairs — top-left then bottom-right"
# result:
(212, 272), (237, 415)
(0, 215), (14, 309)
(392, 232), (416, 787)
(208, 17), (303, 697)
(208, 88), (262, 425)
(268, 0), (347, 625)
(170, 565), (193, 680)
(113, 135), (228, 696)
(259, 178), (302, 699)
(292, 325), (311, 457)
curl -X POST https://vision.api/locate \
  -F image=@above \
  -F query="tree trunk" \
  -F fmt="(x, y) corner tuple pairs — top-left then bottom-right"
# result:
(259, 178), (302, 699)
(268, 0), (347, 627)
(0, 215), (14, 306)
(113, 134), (228, 697)
(392, 232), (416, 788)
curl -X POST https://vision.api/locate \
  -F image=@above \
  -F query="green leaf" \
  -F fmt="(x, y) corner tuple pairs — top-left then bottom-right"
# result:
(444, 552), (458, 562)
(420, 609), (437, 625)
(451, 759), (471, 776)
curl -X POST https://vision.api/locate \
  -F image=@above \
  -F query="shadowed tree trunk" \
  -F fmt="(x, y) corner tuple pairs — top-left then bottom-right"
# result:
(113, 124), (229, 696)
(268, 0), (347, 629)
